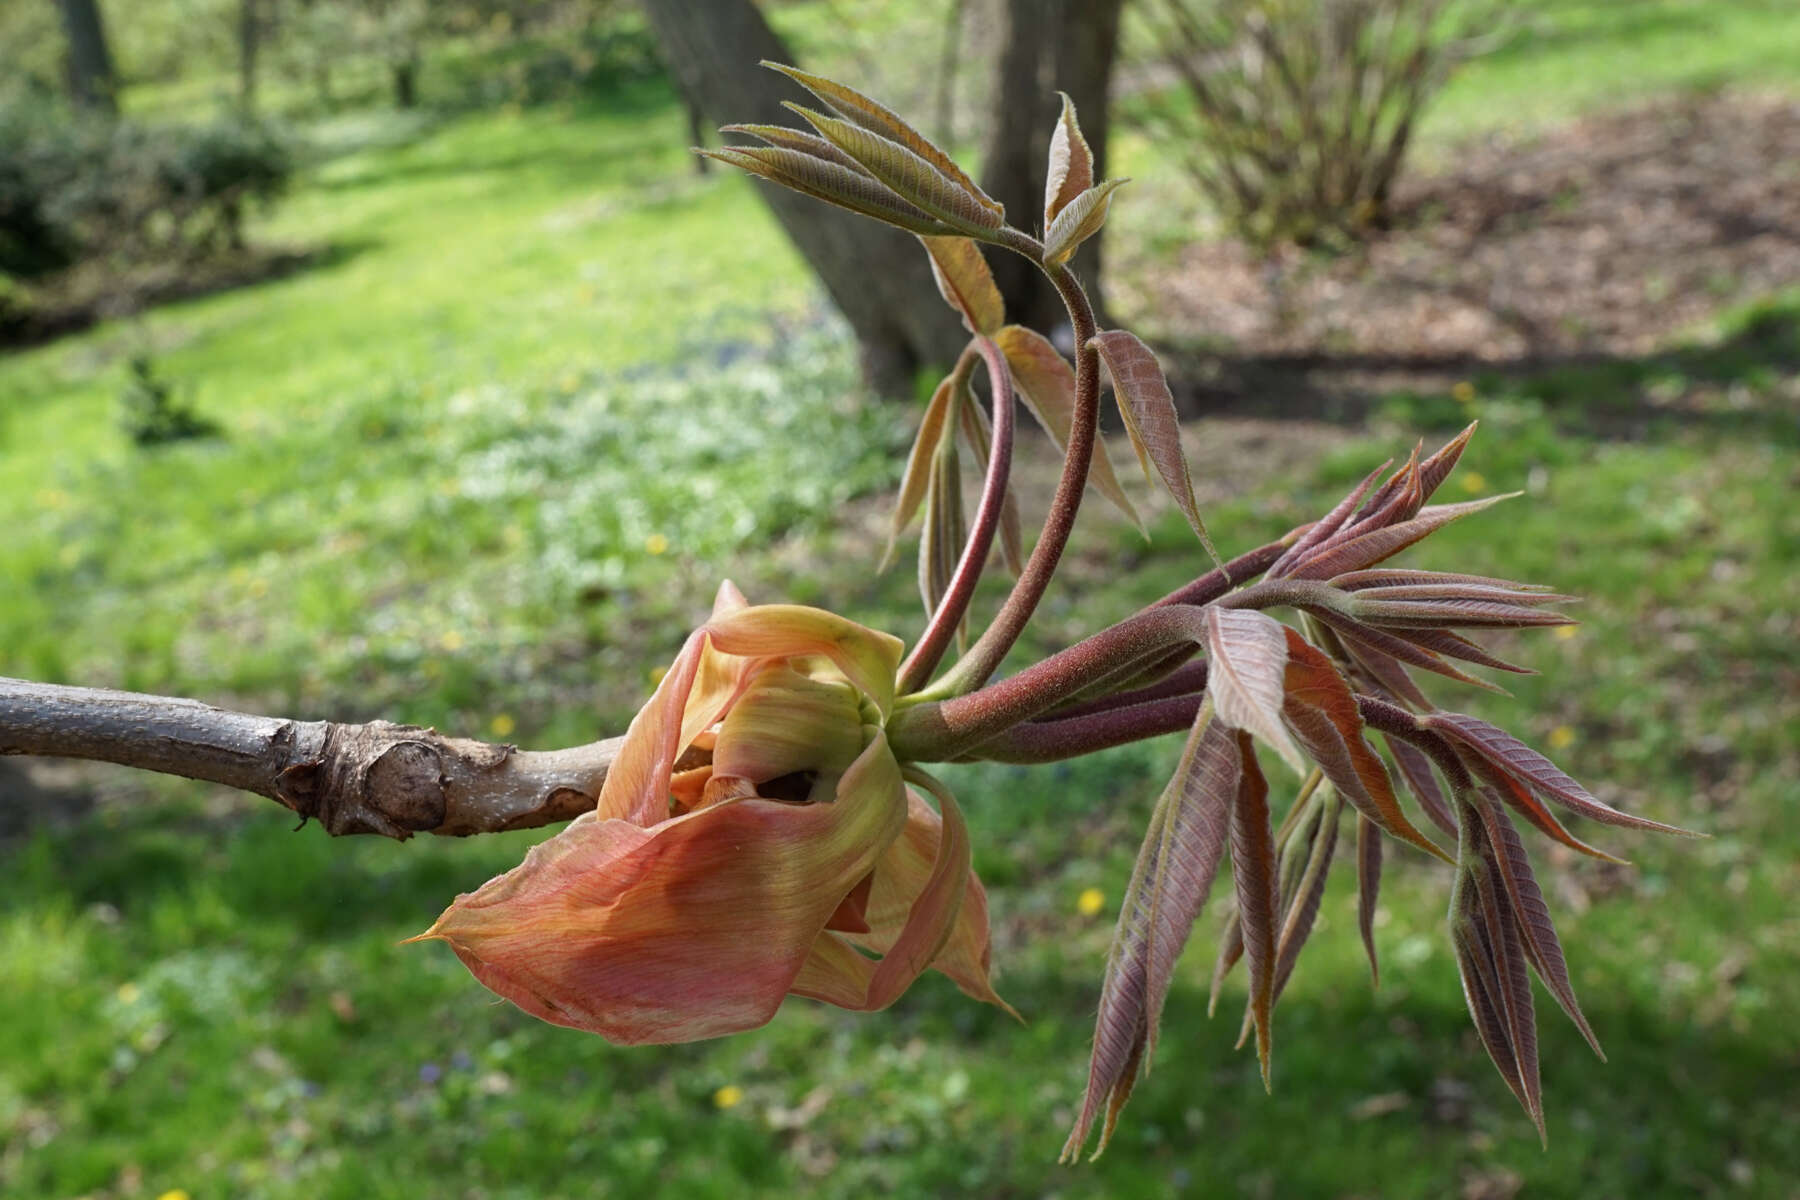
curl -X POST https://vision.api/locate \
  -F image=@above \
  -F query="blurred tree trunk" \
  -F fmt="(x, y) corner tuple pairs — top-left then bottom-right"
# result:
(239, 0), (261, 110)
(52, 0), (117, 115)
(640, 0), (966, 396)
(980, 0), (1124, 339)
(392, 55), (419, 108)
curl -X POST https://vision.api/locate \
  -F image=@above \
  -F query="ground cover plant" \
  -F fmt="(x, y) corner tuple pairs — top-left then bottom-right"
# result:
(3, 3), (1798, 1196)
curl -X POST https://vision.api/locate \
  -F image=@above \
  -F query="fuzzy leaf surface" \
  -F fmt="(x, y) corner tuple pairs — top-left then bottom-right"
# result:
(1089, 329), (1218, 559)
(993, 325), (1139, 526)
(1043, 91), (1095, 227)
(1064, 714), (1238, 1162)
(921, 237), (1005, 335)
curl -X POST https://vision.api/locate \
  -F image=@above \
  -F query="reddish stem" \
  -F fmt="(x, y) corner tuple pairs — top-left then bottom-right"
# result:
(898, 335), (1017, 694)
(889, 604), (1205, 762)
(926, 228), (1098, 698)
(1148, 537), (1295, 609)
(1044, 659), (1210, 722)
(969, 692), (1202, 764)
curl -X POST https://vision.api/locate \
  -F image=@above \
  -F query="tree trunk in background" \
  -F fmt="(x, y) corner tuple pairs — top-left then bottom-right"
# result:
(640, 0), (967, 396)
(392, 55), (419, 108)
(980, 0), (1124, 339)
(52, 0), (117, 115)
(238, 0), (261, 110)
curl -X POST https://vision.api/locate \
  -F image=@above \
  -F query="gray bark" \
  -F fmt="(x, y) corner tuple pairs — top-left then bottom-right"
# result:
(52, 0), (117, 114)
(640, 0), (967, 395)
(0, 677), (624, 839)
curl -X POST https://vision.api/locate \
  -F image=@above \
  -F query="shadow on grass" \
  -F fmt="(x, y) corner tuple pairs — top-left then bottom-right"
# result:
(0, 237), (383, 353)
(1165, 294), (1800, 447)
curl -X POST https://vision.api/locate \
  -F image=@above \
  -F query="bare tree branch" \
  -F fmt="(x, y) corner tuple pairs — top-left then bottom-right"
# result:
(0, 677), (622, 839)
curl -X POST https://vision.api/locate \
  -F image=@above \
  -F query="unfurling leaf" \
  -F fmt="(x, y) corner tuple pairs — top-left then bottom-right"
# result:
(921, 237), (1005, 335)
(1043, 91), (1094, 228)
(1383, 733), (1459, 839)
(917, 416), (965, 625)
(1089, 329), (1220, 563)
(1356, 814), (1383, 986)
(954, 381), (1024, 575)
(1287, 495), (1515, 580)
(764, 62), (1001, 221)
(785, 104), (1002, 235)
(1204, 608), (1303, 772)
(1044, 178), (1127, 265)
(1452, 795), (1545, 1141)
(1427, 712), (1700, 837)
(883, 375), (958, 569)
(698, 146), (958, 236)
(994, 325), (1139, 528)
(1281, 630), (1452, 863)
(1470, 789), (1604, 1059)
(1064, 713), (1239, 1162)
(1228, 732), (1279, 1089)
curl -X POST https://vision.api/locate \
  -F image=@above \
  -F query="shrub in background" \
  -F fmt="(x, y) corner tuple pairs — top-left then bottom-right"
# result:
(1143, 0), (1499, 250)
(0, 97), (293, 278)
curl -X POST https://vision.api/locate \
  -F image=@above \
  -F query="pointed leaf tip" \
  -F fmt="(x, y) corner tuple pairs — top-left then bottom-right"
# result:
(1044, 178), (1127, 266)
(1044, 91), (1095, 229)
(1089, 329), (1221, 565)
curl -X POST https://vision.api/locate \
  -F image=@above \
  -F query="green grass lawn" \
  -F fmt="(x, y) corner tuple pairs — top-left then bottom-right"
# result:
(4, 4), (1799, 1197)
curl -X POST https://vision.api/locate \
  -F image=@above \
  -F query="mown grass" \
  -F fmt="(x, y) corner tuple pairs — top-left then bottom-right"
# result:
(4, 4), (1799, 1197)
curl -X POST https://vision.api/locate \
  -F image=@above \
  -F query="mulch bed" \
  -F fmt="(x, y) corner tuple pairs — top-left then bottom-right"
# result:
(1117, 90), (1800, 375)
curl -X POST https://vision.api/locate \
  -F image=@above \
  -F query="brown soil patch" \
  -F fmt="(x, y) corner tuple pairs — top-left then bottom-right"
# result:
(1117, 91), (1800, 368)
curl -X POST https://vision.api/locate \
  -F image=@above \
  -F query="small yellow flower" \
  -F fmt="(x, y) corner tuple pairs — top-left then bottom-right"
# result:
(439, 631), (465, 652)
(645, 533), (670, 556)
(1451, 381), (1476, 404)
(490, 714), (516, 738)
(648, 664), (668, 685)
(713, 1084), (744, 1109)
(116, 982), (140, 1005)
(1554, 624), (1579, 641)
(156, 1191), (191, 1200)
(1077, 887), (1106, 917)
(1459, 471), (1487, 494)
(1548, 725), (1576, 751)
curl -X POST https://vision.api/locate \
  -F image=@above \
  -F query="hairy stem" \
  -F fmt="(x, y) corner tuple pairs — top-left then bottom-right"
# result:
(0, 677), (622, 838)
(889, 604), (1206, 762)
(899, 335), (1017, 694)
(925, 227), (1099, 697)
(968, 692), (1201, 764)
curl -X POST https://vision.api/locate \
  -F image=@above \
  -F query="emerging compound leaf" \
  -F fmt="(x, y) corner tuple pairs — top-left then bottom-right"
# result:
(764, 62), (1002, 220)
(1287, 495), (1514, 580)
(883, 376), (958, 569)
(786, 104), (1002, 235)
(1356, 814), (1383, 987)
(954, 381), (1024, 575)
(994, 325), (1139, 528)
(1044, 178), (1127, 265)
(1043, 91), (1094, 228)
(1282, 630), (1451, 863)
(1204, 608), (1303, 773)
(921, 236), (1005, 335)
(917, 419), (965, 625)
(1472, 790), (1604, 1059)
(1428, 712), (1699, 837)
(698, 146), (958, 236)
(1228, 733), (1279, 1089)
(1064, 713), (1238, 1162)
(1089, 330), (1220, 563)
